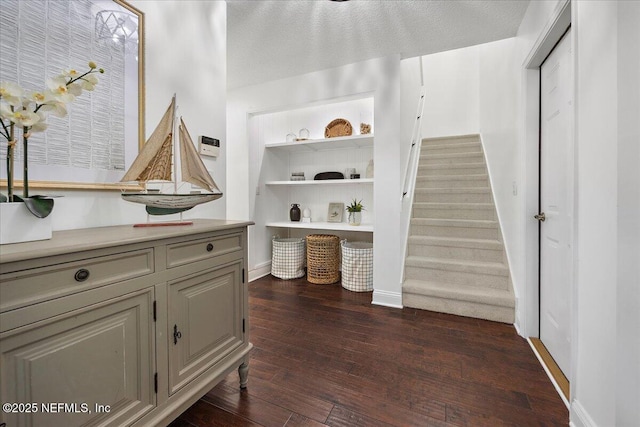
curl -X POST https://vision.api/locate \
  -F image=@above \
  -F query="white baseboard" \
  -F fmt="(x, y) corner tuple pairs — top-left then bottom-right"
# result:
(372, 289), (403, 308)
(570, 399), (597, 427)
(249, 261), (271, 282)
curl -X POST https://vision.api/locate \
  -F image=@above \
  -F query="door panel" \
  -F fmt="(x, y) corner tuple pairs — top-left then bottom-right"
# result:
(540, 29), (573, 376)
(0, 289), (155, 427)
(168, 262), (243, 395)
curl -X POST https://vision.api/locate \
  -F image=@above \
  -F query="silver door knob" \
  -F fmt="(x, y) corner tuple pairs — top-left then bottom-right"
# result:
(534, 212), (546, 222)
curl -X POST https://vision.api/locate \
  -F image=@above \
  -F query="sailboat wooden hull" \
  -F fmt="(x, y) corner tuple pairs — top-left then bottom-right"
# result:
(121, 192), (223, 209)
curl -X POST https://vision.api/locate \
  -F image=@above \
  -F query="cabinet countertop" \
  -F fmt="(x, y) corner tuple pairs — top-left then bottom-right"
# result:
(0, 219), (254, 264)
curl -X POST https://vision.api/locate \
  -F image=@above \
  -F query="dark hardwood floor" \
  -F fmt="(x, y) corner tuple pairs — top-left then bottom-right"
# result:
(170, 275), (568, 426)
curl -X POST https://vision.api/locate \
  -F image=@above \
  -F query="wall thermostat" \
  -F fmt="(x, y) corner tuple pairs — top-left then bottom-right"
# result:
(199, 136), (220, 157)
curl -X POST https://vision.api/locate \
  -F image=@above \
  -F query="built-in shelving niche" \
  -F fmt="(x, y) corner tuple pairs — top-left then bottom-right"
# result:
(252, 95), (374, 239)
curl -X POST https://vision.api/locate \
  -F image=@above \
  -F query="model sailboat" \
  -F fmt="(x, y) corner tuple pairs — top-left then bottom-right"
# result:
(120, 95), (222, 216)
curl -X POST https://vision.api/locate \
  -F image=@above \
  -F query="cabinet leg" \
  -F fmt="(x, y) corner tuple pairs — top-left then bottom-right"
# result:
(238, 362), (249, 389)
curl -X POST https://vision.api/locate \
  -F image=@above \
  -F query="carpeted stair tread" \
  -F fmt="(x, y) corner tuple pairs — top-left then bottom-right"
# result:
(410, 218), (499, 228)
(408, 235), (503, 250)
(405, 256), (509, 276)
(403, 279), (515, 307)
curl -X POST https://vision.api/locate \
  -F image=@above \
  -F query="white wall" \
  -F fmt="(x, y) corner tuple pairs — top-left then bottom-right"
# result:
(477, 38), (522, 322)
(616, 2), (640, 424)
(228, 55), (403, 307)
(46, 0), (227, 230)
(421, 47), (480, 138)
(573, 1), (618, 424)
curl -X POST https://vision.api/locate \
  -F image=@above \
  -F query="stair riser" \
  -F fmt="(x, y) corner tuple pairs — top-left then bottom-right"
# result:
(415, 178), (489, 188)
(408, 244), (504, 263)
(421, 154), (485, 165)
(422, 144), (482, 155)
(413, 192), (492, 203)
(410, 224), (500, 240)
(403, 293), (514, 323)
(422, 137), (479, 146)
(413, 207), (495, 221)
(404, 266), (509, 289)
(419, 165), (486, 175)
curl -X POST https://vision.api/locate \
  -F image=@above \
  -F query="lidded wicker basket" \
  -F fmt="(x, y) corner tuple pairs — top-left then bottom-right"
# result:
(305, 234), (340, 284)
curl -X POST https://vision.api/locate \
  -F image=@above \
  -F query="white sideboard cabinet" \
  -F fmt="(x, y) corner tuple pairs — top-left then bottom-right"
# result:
(0, 219), (253, 427)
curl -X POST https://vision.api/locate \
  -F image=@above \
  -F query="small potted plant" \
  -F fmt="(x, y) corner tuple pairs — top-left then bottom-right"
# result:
(346, 198), (364, 226)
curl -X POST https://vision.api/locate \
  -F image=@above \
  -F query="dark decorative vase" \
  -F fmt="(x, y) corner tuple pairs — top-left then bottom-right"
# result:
(290, 204), (301, 221)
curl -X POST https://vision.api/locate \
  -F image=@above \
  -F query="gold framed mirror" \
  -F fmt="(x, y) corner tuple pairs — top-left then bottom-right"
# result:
(0, 0), (145, 191)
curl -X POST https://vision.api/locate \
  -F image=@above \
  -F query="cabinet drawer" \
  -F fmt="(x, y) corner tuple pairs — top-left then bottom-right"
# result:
(166, 233), (242, 268)
(0, 249), (154, 312)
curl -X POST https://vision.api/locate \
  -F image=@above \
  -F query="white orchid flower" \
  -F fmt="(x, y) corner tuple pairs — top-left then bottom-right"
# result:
(39, 99), (68, 118)
(0, 81), (24, 106)
(30, 111), (48, 132)
(7, 109), (41, 127)
(46, 76), (75, 103)
(80, 74), (99, 91)
(63, 68), (82, 79)
(0, 101), (13, 120)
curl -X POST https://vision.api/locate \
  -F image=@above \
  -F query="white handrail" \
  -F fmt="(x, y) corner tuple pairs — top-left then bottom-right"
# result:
(401, 87), (426, 200)
(398, 87), (427, 287)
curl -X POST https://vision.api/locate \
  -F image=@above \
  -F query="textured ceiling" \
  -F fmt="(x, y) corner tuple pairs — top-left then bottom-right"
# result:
(227, 0), (530, 89)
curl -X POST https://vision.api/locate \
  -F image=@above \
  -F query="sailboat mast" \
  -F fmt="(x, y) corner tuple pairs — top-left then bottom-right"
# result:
(171, 93), (178, 193)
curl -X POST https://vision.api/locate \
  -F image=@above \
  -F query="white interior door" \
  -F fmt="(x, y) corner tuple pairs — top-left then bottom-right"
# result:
(539, 29), (573, 376)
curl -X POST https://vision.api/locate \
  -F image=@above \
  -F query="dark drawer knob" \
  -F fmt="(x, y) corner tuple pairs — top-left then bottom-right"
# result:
(206, 243), (214, 252)
(74, 268), (90, 282)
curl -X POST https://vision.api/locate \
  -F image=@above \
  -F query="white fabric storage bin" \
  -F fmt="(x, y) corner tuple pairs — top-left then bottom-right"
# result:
(340, 241), (373, 292)
(271, 237), (306, 279)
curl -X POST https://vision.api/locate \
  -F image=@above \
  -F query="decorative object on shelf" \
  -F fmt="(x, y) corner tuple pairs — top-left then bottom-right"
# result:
(314, 171), (344, 180)
(290, 171), (305, 181)
(360, 123), (371, 134)
(366, 159), (374, 178)
(346, 198), (364, 226)
(327, 202), (344, 223)
(289, 203), (301, 221)
(1, 61), (104, 243)
(350, 173), (360, 179)
(302, 207), (311, 223)
(297, 128), (310, 140)
(344, 168), (356, 179)
(286, 133), (296, 142)
(120, 95), (223, 219)
(324, 118), (352, 138)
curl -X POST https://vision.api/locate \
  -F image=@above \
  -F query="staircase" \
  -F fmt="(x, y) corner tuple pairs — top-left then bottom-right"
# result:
(402, 134), (515, 323)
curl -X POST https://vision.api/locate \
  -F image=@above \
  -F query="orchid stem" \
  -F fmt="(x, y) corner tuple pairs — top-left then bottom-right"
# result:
(22, 126), (28, 198)
(7, 122), (14, 202)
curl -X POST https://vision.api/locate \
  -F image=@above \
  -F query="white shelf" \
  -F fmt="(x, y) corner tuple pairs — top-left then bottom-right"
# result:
(266, 221), (373, 233)
(264, 134), (373, 152)
(265, 178), (374, 186)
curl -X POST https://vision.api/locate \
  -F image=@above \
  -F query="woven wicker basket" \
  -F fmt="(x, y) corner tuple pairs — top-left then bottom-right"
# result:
(305, 234), (340, 284)
(324, 118), (353, 138)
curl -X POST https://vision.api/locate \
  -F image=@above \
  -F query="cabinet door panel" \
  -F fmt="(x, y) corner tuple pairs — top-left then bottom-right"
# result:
(0, 289), (155, 427)
(168, 262), (243, 395)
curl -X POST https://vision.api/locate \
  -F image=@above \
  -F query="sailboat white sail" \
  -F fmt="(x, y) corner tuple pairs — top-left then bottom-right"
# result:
(120, 96), (223, 215)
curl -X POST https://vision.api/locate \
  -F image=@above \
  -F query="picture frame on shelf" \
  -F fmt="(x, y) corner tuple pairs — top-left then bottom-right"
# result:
(327, 203), (344, 223)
